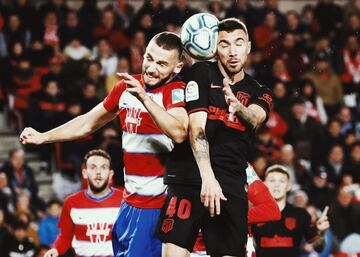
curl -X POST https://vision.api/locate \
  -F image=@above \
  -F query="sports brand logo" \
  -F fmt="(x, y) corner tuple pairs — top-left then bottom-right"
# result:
(161, 218), (174, 233)
(86, 222), (111, 243)
(125, 107), (142, 134)
(285, 217), (296, 231)
(236, 92), (250, 106)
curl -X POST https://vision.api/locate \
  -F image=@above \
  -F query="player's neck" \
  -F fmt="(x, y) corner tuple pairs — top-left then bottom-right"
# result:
(218, 62), (245, 85)
(87, 186), (112, 199)
(276, 198), (287, 211)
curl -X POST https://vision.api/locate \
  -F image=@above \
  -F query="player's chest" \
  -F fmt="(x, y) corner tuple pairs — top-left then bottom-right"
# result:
(255, 215), (303, 237)
(118, 91), (165, 111)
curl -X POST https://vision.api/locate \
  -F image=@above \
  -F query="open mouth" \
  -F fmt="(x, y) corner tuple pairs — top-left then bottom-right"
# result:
(228, 60), (239, 68)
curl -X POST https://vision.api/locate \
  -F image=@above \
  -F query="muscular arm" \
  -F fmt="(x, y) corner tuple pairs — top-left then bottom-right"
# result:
(142, 97), (188, 143)
(20, 103), (117, 144)
(234, 104), (267, 129)
(189, 111), (213, 179)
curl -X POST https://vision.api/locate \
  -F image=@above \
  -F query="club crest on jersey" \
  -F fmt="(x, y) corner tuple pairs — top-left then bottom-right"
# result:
(162, 218), (174, 233)
(185, 81), (199, 102)
(86, 222), (111, 243)
(236, 92), (250, 106)
(125, 107), (142, 134)
(259, 93), (272, 106)
(285, 217), (296, 231)
(172, 89), (185, 104)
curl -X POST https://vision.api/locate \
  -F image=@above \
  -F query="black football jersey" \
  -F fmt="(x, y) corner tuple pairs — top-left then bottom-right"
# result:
(251, 203), (318, 257)
(164, 61), (273, 199)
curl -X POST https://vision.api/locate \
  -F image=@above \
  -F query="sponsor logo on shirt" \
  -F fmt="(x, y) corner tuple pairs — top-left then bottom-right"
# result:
(125, 107), (142, 134)
(86, 222), (111, 243)
(172, 89), (185, 104)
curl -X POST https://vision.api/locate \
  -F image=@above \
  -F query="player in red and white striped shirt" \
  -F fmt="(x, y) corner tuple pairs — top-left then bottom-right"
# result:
(44, 149), (123, 257)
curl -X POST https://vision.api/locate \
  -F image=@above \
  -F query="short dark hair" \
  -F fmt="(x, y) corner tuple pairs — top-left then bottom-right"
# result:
(264, 164), (290, 180)
(47, 199), (62, 208)
(84, 149), (111, 165)
(151, 32), (183, 60)
(218, 18), (248, 35)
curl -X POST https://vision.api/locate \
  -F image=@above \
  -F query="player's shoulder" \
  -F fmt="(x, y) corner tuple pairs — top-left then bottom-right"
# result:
(245, 74), (270, 91)
(112, 187), (124, 199)
(166, 75), (186, 89)
(65, 190), (86, 203)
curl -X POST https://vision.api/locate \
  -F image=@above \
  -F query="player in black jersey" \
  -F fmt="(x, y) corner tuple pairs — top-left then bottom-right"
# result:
(251, 165), (330, 257)
(156, 18), (273, 257)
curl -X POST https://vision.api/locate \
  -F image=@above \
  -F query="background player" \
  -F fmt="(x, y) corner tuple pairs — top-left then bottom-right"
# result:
(157, 18), (273, 257)
(20, 32), (188, 257)
(251, 165), (330, 257)
(44, 149), (123, 257)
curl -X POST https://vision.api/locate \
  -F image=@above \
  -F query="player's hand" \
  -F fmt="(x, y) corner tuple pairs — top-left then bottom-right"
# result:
(19, 127), (47, 145)
(44, 248), (59, 257)
(223, 78), (240, 121)
(316, 206), (330, 233)
(201, 176), (227, 217)
(117, 72), (148, 101)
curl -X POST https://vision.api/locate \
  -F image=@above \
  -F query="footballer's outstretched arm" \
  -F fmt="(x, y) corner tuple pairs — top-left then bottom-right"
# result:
(20, 103), (117, 145)
(189, 111), (227, 217)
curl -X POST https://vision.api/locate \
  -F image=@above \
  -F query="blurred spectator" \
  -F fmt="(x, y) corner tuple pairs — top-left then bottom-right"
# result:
(119, 30), (146, 74)
(298, 79), (328, 125)
(278, 144), (311, 188)
(271, 81), (291, 118)
(40, 56), (66, 94)
(337, 106), (354, 135)
(290, 190), (309, 208)
(80, 82), (100, 113)
(8, 0), (38, 33)
(78, 0), (100, 39)
(163, 0), (198, 28)
(15, 209), (39, 246)
(255, 126), (282, 164)
(343, 142), (360, 183)
(285, 11), (306, 44)
(300, 5), (319, 39)
(0, 208), (10, 254)
(328, 187), (360, 241)
(341, 34), (360, 94)
(112, 0), (135, 29)
(251, 155), (268, 179)
(28, 40), (54, 71)
(38, 199), (61, 246)
(303, 50), (343, 117)
(266, 110), (288, 145)
(3, 219), (36, 257)
(106, 56), (130, 93)
(0, 172), (14, 218)
(0, 13), (31, 57)
(0, 149), (41, 208)
(63, 37), (91, 62)
(83, 60), (105, 99)
(136, 0), (165, 30)
(324, 144), (346, 187)
(92, 9), (129, 53)
(343, 0), (360, 21)
(313, 0), (343, 36)
(257, 0), (286, 32)
(38, 0), (69, 27)
(34, 11), (60, 55)
(131, 12), (159, 43)
(207, 0), (225, 20)
(58, 10), (88, 50)
(284, 97), (323, 161)
(268, 58), (293, 88)
(225, 0), (258, 29)
(253, 10), (279, 51)
(92, 37), (118, 76)
(37, 245), (51, 257)
(306, 166), (336, 210)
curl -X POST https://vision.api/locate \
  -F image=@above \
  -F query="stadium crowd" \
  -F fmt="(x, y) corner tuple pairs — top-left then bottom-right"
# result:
(0, 0), (359, 256)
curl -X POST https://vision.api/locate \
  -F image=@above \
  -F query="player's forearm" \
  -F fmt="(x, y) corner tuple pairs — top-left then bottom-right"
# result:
(42, 114), (95, 143)
(142, 96), (187, 143)
(53, 235), (72, 255)
(233, 103), (260, 129)
(189, 127), (215, 179)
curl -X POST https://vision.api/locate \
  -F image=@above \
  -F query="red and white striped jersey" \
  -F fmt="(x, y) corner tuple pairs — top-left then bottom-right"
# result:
(53, 188), (123, 257)
(103, 74), (185, 209)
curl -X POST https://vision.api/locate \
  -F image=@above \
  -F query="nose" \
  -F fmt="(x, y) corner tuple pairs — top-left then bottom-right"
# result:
(146, 62), (156, 74)
(229, 44), (237, 57)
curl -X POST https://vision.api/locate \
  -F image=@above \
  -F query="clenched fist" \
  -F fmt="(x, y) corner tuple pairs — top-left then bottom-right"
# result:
(19, 127), (47, 145)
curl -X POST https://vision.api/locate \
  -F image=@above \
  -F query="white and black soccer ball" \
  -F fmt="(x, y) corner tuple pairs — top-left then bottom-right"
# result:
(181, 13), (219, 60)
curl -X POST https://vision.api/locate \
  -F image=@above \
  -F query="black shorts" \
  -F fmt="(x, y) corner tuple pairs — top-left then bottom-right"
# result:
(156, 184), (248, 256)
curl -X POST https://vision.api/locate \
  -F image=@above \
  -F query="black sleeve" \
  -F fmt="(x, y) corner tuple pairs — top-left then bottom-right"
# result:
(302, 209), (319, 243)
(185, 62), (211, 114)
(249, 85), (273, 121)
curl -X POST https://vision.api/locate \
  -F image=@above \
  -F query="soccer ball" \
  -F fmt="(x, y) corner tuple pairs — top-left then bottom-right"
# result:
(181, 13), (219, 60)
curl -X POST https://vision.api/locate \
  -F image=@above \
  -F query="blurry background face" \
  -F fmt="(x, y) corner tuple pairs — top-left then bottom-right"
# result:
(329, 145), (344, 163)
(273, 82), (286, 98)
(315, 60), (329, 73)
(45, 81), (59, 97)
(10, 150), (24, 170)
(102, 11), (114, 29)
(83, 155), (113, 194)
(351, 145), (360, 162)
(328, 120), (341, 137)
(48, 203), (61, 217)
(265, 172), (290, 201)
(217, 29), (250, 77)
(66, 12), (78, 28)
(9, 15), (21, 31)
(292, 103), (306, 120)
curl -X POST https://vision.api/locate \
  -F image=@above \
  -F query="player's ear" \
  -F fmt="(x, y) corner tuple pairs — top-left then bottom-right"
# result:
(174, 61), (184, 74)
(286, 181), (292, 193)
(82, 168), (88, 179)
(247, 41), (251, 55)
(109, 169), (114, 181)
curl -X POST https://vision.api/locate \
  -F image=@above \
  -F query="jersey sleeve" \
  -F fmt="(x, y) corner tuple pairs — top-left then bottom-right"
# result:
(103, 81), (126, 113)
(163, 81), (186, 110)
(302, 209), (319, 243)
(53, 199), (74, 254)
(248, 180), (281, 224)
(249, 86), (273, 121)
(185, 62), (211, 114)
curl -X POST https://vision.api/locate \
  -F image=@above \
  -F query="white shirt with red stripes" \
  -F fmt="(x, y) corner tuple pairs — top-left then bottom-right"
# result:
(103, 74), (185, 209)
(53, 188), (123, 257)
